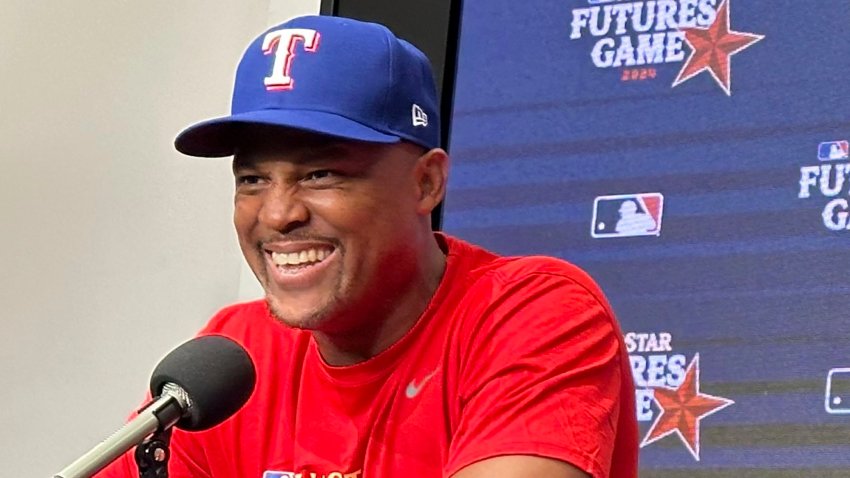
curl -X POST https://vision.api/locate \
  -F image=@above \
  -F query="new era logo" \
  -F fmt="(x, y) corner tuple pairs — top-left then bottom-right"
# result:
(591, 193), (664, 239)
(412, 104), (428, 127)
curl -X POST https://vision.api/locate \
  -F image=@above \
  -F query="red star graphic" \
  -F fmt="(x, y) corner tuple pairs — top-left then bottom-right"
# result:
(672, 0), (764, 95)
(640, 354), (734, 461)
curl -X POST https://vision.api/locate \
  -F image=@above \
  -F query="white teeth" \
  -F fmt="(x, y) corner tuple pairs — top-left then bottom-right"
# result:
(271, 248), (332, 266)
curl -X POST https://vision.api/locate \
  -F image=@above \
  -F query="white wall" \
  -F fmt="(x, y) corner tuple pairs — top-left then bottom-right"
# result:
(0, 0), (318, 475)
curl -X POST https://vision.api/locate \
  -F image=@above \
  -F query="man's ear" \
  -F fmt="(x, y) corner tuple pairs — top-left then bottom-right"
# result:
(414, 148), (449, 216)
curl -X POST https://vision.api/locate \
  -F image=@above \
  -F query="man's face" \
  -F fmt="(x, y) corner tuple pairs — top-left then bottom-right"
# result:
(232, 129), (428, 333)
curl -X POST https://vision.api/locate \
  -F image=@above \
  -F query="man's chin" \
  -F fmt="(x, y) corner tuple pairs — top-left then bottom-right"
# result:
(265, 295), (330, 331)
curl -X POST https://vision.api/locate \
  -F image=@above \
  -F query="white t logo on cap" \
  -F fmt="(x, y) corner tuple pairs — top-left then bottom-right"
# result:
(262, 28), (321, 91)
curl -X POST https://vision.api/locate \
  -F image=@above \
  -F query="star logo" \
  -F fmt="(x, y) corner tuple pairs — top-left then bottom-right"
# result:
(640, 354), (734, 460)
(672, 0), (764, 96)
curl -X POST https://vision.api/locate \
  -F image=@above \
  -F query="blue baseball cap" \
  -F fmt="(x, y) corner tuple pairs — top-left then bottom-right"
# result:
(175, 15), (440, 157)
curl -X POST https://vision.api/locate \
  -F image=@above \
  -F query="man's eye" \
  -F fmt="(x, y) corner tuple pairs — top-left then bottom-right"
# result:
(236, 175), (263, 185)
(304, 170), (335, 181)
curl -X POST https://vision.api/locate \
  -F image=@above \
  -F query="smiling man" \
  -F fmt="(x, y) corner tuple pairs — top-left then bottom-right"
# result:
(97, 15), (637, 478)
(231, 128), (446, 365)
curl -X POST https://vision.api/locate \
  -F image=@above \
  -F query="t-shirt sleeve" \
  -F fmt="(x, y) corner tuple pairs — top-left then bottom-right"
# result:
(445, 270), (627, 478)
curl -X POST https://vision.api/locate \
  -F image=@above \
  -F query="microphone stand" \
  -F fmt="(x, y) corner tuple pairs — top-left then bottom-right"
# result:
(53, 384), (189, 478)
(134, 428), (172, 478)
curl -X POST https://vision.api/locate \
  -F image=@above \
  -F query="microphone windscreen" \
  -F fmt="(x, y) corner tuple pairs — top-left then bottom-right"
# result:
(149, 335), (256, 431)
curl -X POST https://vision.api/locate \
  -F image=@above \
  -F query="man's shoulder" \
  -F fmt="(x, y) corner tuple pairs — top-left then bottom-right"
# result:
(444, 234), (589, 280)
(207, 298), (267, 323)
(198, 299), (308, 372)
(474, 253), (603, 298)
(487, 254), (589, 279)
(200, 299), (285, 339)
(442, 234), (606, 304)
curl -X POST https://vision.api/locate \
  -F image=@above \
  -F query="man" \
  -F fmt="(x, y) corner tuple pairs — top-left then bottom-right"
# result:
(99, 15), (638, 478)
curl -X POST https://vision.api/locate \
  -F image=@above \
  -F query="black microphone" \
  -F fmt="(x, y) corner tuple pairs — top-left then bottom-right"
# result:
(54, 335), (256, 478)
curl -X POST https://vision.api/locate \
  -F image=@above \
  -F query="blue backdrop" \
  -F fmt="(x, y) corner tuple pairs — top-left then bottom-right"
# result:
(443, 0), (850, 475)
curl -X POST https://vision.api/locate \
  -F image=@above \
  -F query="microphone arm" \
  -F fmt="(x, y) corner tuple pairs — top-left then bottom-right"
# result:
(54, 383), (191, 478)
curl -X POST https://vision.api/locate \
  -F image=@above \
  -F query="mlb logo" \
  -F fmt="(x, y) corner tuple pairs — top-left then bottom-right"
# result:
(818, 141), (849, 161)
(591, 193), (664, 239)
(825, 368), (850, 414)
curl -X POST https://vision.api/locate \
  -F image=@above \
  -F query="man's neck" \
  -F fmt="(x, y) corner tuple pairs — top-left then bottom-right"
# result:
(312, 235), (447, 367)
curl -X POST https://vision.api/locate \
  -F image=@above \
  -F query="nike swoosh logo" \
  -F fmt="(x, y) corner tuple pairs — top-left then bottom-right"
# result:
(405, 370), (438, 399)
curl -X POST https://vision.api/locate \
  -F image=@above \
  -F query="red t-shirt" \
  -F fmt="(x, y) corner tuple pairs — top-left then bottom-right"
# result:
(98, 235), (637, 477)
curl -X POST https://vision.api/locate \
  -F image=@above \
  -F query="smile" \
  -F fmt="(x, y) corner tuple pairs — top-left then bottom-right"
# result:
(270, 248), (333, 267)
(262, 244), (338, 288)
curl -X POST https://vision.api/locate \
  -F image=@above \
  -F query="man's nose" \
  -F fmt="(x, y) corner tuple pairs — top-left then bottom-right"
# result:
(257, 185), (309, 233)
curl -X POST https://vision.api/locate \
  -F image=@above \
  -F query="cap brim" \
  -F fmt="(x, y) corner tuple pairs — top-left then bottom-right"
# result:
(174, 109), (401, 157)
